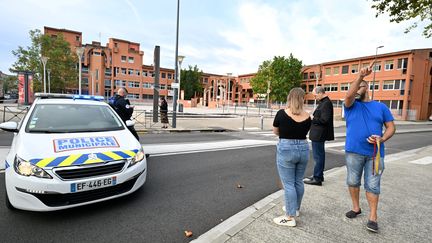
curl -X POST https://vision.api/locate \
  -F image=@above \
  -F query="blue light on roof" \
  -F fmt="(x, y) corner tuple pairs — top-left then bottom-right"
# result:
(72, 95), (105, 101)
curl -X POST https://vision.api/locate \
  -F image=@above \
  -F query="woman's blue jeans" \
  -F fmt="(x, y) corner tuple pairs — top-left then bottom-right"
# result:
(276, 139), (309, 217)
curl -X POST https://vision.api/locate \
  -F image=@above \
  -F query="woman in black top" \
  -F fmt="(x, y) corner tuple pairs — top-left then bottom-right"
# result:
(272, 88), (311, 227)
(160, 97), (169, 128)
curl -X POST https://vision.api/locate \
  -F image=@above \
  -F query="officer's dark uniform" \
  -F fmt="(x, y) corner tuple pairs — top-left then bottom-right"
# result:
(113, 94), (139, 141)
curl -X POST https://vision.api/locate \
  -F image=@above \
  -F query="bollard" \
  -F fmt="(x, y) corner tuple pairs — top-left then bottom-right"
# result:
(260, 115), (264, 130)
(258, 106), (261, 115)
(246, 106), (248, 116)
(242, 116), (245, 131)
(234, 104), (237, 114)
(223, 104), (225, 113)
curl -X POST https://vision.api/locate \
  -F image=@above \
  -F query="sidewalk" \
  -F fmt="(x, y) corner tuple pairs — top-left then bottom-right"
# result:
(193, 145), (432, 243)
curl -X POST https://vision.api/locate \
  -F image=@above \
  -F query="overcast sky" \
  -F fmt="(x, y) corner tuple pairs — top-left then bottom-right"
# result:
(0, 0), (430, 76)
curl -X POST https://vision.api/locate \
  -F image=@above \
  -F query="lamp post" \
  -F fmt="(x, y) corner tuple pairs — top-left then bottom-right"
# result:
(177, 55), (185, 102)
(47, 69), (51, 93)
(172, 0), (181, 128)
(371, 45), (384, 100)
(266, 80), (271, 108)
(313, 71), (320, 110)
(40, 56), (48, 93)
(90, 70), (96, 95)
(227, 72), (232, 109)
(76, 47), (85, 95)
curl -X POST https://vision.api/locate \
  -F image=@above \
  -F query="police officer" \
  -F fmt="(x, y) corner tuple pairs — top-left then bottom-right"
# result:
(112, 88), (140, 141)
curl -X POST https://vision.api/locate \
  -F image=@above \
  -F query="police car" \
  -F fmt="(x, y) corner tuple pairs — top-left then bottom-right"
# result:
(1, 93), (147, 211)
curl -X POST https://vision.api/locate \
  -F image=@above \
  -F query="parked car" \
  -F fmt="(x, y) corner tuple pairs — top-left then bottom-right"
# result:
(1, 93), (147, 211)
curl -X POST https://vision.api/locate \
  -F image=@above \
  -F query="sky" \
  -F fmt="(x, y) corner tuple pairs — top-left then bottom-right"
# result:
(0, 0), (430, 76)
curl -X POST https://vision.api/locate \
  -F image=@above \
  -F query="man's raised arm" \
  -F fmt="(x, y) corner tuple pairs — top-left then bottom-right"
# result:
(345, 62), (374, 108)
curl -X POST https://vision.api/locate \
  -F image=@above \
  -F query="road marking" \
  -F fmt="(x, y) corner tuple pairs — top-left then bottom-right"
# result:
(409, 156), (432, 165)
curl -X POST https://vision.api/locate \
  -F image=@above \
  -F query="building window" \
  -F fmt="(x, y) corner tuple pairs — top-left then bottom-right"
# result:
(373, 62), (382, 72)
(105, 68), (112, 75)
(121, 68), (127, 75)
(341, 65), (349, 74)
(351, 64), (359, 74)
(325, 68), (331, 76)
(128, 69), (134, 75)
(385, 60), (394, 70)
(104, 80), (111, 88)
(92, 51), (101, 56)
(383, 80), (403, 90)
(127, 94), (140, 99)
(115, 80), (126, 87)
(161, 73), (166, 79)
(340, 83), (350, 91)
(76, 36), (80, 41)
(121, 56), (126, 63)
(309, 72), (315, 79)
(142, 94), (154, 99)
(160, 84), (166, 90)
(128, 57), (134, 63)
(151, 72), (155, 77)
(308, 85), (314, 92)
(135, 70), (140, 76)
(369, 82), (379, 90)
(333, 67), (340, 75)
(114, 43), (118, 48)
(143, 71), (148, 77)
(362, 63), (369, 68)
(324, 84), (338, 92)
(96, 69), (99, 80)
(168, 73), (173, 79)
(143, 82), (151, 88)
(397, 58), (408, 74)
(303, 72), (308, 79)
(128, 81), (140, 88)
(204, 77), (208, 83)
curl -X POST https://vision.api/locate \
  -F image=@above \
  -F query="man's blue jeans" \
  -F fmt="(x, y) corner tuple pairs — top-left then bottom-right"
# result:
(276, 139), (309, 217)
(312, 141), (325, 182)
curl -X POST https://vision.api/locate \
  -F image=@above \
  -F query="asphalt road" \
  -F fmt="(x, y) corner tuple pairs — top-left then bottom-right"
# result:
(0, 131), (431, 243)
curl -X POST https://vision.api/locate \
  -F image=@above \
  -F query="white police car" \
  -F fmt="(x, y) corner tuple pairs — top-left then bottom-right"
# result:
(1, 93), (147, 211)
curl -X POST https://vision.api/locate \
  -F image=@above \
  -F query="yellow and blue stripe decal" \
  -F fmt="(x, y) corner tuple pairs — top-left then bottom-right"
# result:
(29, 149), (139, 168)
(5, 160), (10, 170)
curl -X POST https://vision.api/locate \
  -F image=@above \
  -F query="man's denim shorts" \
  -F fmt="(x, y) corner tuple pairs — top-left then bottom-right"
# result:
(346, 152), (385, 195)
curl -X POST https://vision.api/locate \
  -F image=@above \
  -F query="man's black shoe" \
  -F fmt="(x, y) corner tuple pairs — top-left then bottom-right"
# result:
(304, 178), (322, 186)
(145, 154), (150, 158)
(366, 220), (379, 233)
(304, 175), (324, 182)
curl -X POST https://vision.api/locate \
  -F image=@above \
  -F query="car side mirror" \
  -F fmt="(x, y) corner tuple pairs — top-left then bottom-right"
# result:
(125, 120), (135, 127)
(0, 122), (19, 132)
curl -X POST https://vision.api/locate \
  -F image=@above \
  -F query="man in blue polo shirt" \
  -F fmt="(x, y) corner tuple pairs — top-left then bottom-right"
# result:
(343, 62), (395, 233)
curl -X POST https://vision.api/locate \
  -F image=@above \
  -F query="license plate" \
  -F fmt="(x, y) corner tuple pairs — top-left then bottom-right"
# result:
(71, 177), (117, 193)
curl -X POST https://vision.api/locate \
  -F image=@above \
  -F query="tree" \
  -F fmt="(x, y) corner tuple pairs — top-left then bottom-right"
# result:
(250, 54), (303, 103)
(10, 29), (78, 93)
(371, 0), (432, 38)
(2, 75), (18, 94)
(180, 65), (203, 100)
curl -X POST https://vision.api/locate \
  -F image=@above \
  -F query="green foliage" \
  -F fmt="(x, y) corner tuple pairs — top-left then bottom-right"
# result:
(180, 65), (203, 100)
(250, 54), (303, 103)
(371, 0), (432, 38)
(1, 75), (18, 94)
(10, 29), (78, 93)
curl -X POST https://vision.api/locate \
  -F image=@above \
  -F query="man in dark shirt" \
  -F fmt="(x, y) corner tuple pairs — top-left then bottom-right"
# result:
(112, 88), (139, 141)
(304, 86), (334, 186)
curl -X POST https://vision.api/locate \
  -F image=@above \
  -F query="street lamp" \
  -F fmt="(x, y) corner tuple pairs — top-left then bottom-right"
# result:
(227, 72), (232, 109)
(177, 55), (185, 101)
(371, 45), (384, 100)
(76, 47), (85, 95)
(172, 0), (181, 128)
(266, 80), (271, 108)
(40, 56), (48, 93)
(313, 71), (320, 110)
(47, 69), (51, 93)
(90, 70), (96, 95)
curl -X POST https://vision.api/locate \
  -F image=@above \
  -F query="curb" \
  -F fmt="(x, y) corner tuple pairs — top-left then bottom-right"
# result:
(191, 146), (428, 243)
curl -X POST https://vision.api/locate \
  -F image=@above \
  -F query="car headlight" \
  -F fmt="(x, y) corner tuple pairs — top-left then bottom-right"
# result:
(128, 148), (145, 167)
(14, 156), (52, 179)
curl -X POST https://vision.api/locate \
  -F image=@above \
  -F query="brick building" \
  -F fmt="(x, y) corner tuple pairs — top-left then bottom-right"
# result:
(43, 27), (431, 120)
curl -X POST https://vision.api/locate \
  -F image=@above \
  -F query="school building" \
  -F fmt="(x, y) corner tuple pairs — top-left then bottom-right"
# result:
(43, 27), (431, 120)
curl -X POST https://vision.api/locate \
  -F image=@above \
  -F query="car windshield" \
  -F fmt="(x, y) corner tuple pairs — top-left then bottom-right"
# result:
(26, 103), (124, 133)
